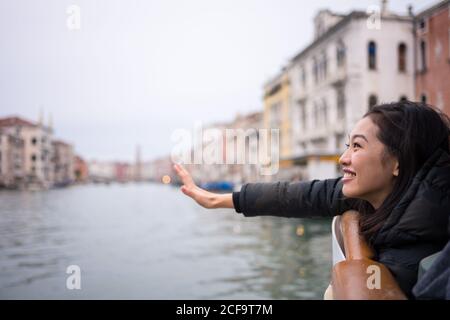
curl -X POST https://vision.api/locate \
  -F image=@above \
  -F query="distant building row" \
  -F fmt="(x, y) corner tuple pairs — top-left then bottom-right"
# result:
(0, 116), (86, 189)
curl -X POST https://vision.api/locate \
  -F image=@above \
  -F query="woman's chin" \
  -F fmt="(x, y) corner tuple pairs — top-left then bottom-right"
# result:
(342, 186), (358, 198)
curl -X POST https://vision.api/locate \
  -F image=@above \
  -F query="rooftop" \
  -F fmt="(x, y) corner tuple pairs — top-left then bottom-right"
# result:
(0, 116), (37, 128)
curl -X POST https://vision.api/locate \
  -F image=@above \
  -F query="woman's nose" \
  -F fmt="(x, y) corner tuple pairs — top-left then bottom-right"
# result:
(339, 149), (350, 166)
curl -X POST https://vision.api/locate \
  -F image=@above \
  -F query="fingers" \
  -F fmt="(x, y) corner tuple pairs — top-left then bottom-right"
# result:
(176, 163), (188, 175)
(173, 163), (186, 181)
(174, 163), (187, 177)
(174, 164), (193, 185)
(181, 185), (191, 197)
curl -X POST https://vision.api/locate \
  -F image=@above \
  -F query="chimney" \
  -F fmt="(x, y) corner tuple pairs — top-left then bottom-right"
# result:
(38, 107), (43, 126)
(381, 0), (388, 15)
(408, 4), (414, 17)
(48, 113), (53, 131)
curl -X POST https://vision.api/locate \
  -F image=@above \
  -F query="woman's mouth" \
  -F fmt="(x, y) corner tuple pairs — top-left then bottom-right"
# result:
(342, 168), (356, 183)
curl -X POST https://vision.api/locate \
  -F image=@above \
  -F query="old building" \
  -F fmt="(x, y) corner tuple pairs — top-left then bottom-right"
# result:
(263, 70), (296, 180)
(0, 116), (54, 188)
(87, 160), (116, 183)
(0, 128), (25, 188)
(52, 140), (75, 186)
(74, 155), (89, 183)
(225, 112), (264, 184)
(414, 0), (450, 116)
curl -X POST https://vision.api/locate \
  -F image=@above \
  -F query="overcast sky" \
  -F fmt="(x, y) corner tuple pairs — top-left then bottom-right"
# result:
(0, 0), (439, 162)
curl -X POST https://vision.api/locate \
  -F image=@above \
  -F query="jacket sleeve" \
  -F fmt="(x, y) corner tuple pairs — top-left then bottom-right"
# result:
(232, 177), (355, 218)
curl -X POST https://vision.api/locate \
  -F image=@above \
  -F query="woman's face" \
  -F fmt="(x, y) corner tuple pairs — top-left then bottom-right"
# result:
(338, 116), (399, 209)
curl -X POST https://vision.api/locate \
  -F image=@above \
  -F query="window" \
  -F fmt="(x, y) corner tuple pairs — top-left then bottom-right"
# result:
(312, 52), (328, 83)
(369, 95), (378, 110)
(313, 57), (319, 83)
(313, 102), (319, 126)
(314, 100), (328, 126)
(299, 102), (307, 131)
(31, 154), (36, 162)
(31, 137), (37, 145)
(322, 99), (328, 125)
(321, 51), (328, 80)
(336, 41), (346, 67)
(337, 86), (345, 120)
(419, 19), (426, 31)
(420, 40), (427, 71)
(398, 43), (407, 72)
(300, 66), (307, 87)
(368, 41), (377, 70)
(400, 96), (408, 102)
(300, 142), (307, 154)
(335, 133), (344, 151)
(270, 103), (281, 128)
(421, 94), (427, 103)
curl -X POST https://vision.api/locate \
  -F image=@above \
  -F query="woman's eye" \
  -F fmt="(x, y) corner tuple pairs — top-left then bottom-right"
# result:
(345, 142), (361, 149)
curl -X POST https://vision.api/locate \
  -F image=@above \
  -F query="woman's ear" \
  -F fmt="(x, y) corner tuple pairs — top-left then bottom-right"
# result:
(393, 160), (399, 177)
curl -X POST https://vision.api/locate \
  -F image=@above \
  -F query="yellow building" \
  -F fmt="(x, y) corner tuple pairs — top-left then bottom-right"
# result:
(263, 69), (295, 179)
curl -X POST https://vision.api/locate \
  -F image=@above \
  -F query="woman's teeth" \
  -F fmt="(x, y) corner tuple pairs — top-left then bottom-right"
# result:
(344, 172), (356, 178)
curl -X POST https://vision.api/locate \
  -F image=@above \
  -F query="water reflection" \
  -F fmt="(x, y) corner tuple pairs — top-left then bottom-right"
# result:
(0, 184), (331, 299)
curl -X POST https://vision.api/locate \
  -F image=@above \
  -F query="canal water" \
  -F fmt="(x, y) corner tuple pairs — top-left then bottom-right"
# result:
(0, 183), (332, 299)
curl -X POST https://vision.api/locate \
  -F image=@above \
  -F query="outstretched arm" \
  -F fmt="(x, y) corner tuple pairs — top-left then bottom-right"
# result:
(233, 178), (353, 218)
(175, 164), (354, 217)
(173, 164), (234, 209)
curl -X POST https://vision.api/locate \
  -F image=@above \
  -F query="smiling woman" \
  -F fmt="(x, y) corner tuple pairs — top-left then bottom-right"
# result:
(175, 101), (450, 299)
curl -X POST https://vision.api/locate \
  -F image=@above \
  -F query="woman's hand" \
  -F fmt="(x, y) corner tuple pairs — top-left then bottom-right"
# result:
(173, 164), (234, 209)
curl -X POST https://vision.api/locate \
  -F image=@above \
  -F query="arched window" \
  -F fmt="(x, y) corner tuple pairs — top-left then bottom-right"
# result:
(398, 43), (407, 72)
(420, 40), (427, 71)
(312, 57), (319, 83)
(336, 86), (345, 120)
(421, 94), (427, 103)
(322, 98), (328, 125)
(336, 40), (346, 67)
(321, 51), (328, 80)
(368, 94), (378, 110)
(419, 19), (426, 30)
(368, 41), (377, 70)
(299, 65), (306, 87)
(313, 102), (320, 126)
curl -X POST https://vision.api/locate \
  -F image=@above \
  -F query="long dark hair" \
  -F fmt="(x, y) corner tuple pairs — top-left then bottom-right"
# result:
(356, 101), (450, 244)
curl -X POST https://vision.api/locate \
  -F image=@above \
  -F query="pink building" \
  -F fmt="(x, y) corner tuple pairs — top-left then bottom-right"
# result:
(415, 0), (450, 116)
